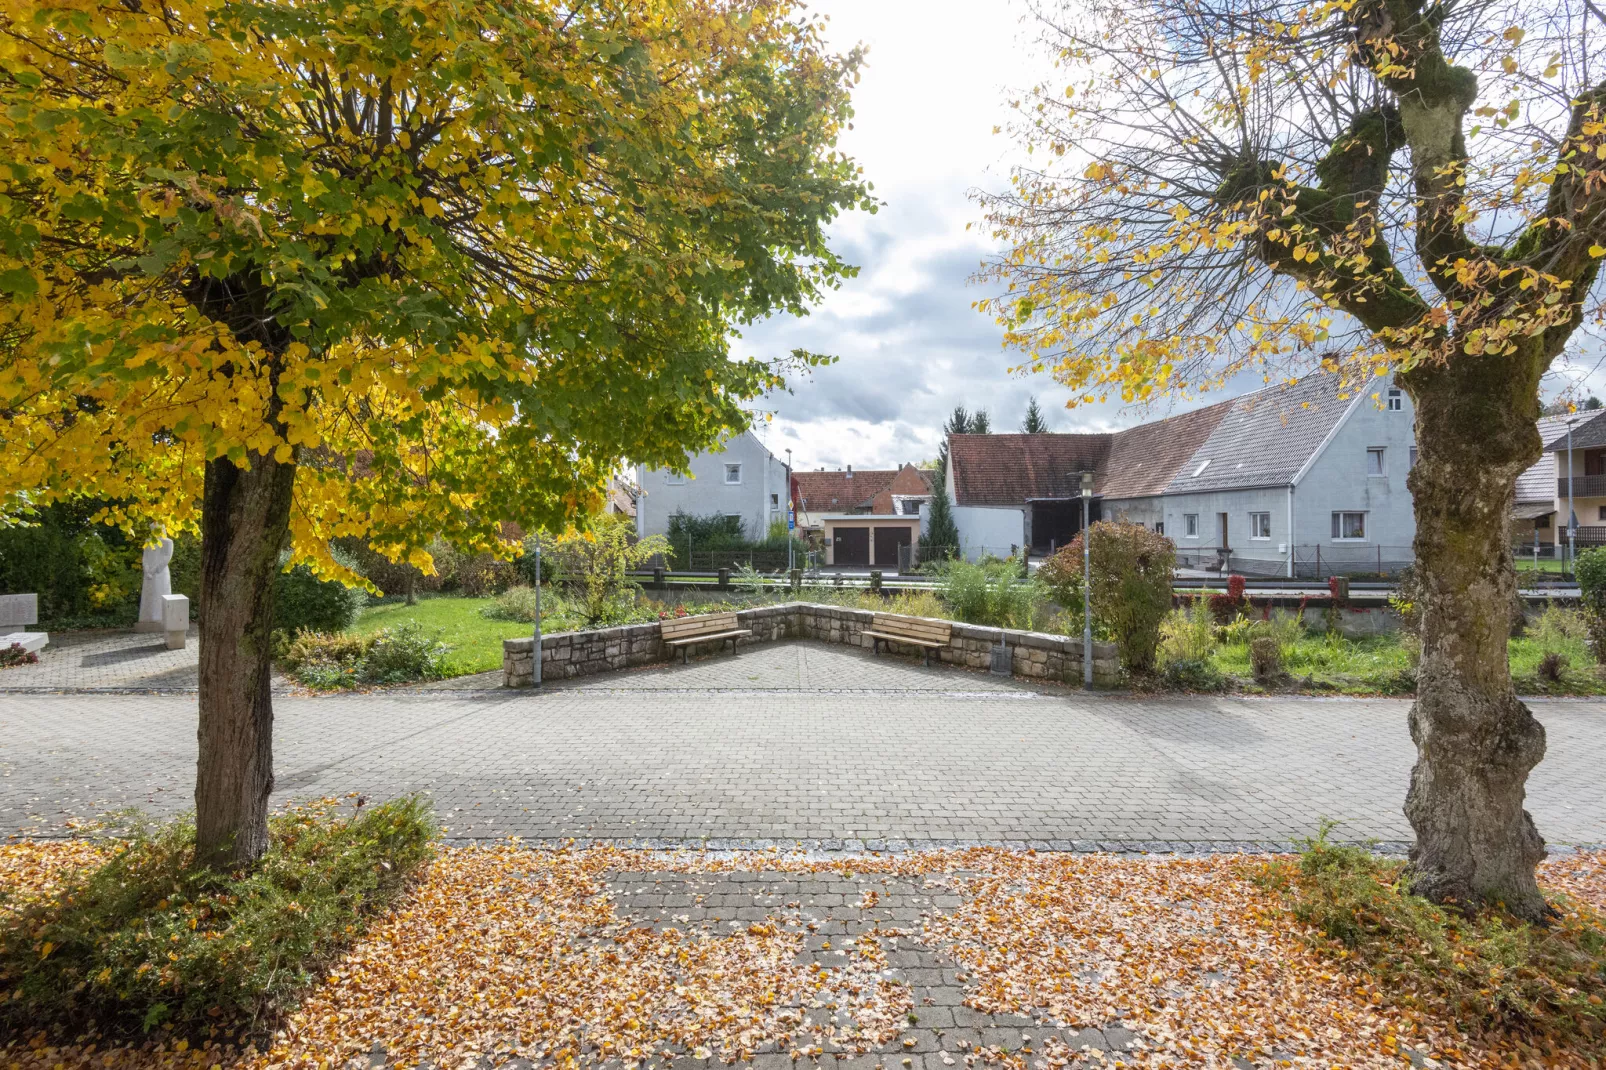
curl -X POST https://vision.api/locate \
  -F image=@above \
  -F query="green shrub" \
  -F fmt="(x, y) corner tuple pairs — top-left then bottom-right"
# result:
(940, 559), (1038, 629)
(484, 584), (543, 623)
(274, 548), (367, 635)
(1254, 823), (1606, 1049)
(1249, 635), (1282, 682)
(0, 502), (146, 626)
(1160, 604), (1216, 664)
(276, 623), (449, 689)
(0, 798), (436, 1035)
(1036, 545), (1085, 620)
(1068, 521), (1175, 673)
(362, 623), (452, 684)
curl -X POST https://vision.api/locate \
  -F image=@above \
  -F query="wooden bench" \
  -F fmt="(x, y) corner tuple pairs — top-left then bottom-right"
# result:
(661, 611), (752, 665)
(862, 613), (951, 667)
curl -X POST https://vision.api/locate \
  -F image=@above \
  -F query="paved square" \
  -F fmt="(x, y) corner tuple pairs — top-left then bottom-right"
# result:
(1, 642), (1601, 850)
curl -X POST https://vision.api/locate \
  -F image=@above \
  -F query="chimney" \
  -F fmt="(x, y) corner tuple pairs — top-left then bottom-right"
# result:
(846, 465), (853, 479)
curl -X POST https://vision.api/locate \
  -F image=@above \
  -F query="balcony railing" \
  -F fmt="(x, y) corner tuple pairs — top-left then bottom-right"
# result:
(1558, 474), (1606, 497)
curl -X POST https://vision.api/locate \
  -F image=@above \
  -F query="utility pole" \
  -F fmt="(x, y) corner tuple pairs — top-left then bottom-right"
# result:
(786, 448), (794, 574)
(531, 533), (542, 686)
(1080, 470), (1094, 688)
(1569, 417), (1577, 576)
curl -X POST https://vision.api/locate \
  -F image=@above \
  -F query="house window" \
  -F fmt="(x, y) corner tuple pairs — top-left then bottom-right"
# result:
(1537, 514), (1551, 529)
(1387, 388), (1403, 411)
(724, 463), (742, 485)
(664, 472), (686, 486)
(904, 500), (923, 516)
(1183, 513), (1199, 538)
(1154, 521), (1164, 535)
(1409, 447), (1418, 470)
(770, 493), (779, 506)
(1367, 447), (1386, 476)
(1249, 512), (1271, 539)
(1331, 511), (1367, 540)
(1598, 506), (1606, 522)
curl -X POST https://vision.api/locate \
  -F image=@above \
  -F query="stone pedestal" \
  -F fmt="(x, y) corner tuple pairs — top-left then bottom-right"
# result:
(137, 538), (175, 633)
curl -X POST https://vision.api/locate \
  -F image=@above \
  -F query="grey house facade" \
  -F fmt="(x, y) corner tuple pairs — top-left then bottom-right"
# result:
(946, 373), (1419, 576)
(634, 431), (790, 542)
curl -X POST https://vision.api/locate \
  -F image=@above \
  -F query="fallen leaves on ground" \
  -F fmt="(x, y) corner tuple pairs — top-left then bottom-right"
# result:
(2, 842), (1602, 1069)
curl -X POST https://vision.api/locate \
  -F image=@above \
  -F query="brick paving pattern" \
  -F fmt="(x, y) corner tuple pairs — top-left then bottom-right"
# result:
(364, 870), (1158, 1070)
(3, 643), (1602, 849)
(0, 626), (297, 692)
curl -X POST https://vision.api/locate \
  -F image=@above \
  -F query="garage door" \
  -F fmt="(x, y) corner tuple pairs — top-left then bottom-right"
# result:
(874, 526), (911, 567)
(833, 527), (869, 566)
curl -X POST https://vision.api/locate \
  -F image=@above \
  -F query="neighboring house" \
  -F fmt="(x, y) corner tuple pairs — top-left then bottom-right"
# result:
(634, 431), (790, 542)
(1515, 409), (1606, 549)
(793, 463), (932, 567)
(1512, 415), (1572, 548)
(604, 478), (637, 519)
(945, 372), (1419, 576)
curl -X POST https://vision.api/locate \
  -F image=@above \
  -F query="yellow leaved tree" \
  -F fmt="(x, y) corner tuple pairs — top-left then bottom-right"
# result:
(0, 0), (868, 866)
(981, 0), (1606, 920)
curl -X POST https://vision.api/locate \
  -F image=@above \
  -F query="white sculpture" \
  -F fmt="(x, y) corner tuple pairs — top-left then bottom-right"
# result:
(136, 537), (175, 633)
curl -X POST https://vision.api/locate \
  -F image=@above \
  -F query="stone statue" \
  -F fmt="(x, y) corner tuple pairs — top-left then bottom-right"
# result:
(136, 537), (175, 633)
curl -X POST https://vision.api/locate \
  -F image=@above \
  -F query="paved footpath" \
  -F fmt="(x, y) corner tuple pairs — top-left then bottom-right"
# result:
(2, 642), (1602, 850)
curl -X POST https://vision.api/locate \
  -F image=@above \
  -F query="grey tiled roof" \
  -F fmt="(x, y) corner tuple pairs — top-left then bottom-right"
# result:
(1161, 373), (1358, 494)
(1514, 416), (1569, 503)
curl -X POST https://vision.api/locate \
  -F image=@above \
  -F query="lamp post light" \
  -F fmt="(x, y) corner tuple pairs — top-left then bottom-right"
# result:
(531, 533), (543, 687)
(1568, 417), (1578, 575)
(1081, 470), (1095, 688)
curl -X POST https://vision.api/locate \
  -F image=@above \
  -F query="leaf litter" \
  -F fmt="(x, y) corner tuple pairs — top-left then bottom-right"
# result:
(3, 842), (1603, 1069)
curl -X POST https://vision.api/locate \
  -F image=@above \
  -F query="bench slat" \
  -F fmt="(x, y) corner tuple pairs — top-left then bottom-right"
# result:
(661, 612), (740, 639)
(664, 629), (751, 647)
(861, 629), (944, 649)
(870, 613), (952, 642)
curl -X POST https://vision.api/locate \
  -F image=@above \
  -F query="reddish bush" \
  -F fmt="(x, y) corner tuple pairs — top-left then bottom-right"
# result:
(1227, 573), (1246, 602)
(1207, 592), (1240, 625)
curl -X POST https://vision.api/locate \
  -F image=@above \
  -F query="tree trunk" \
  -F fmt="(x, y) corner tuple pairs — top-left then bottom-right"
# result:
(194, 452), (297, 870)
(405, 570), (416, 606)
(1403, 353), (1552, 922)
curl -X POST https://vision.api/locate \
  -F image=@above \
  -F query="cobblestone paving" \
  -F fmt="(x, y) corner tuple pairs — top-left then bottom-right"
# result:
(3, 643), (1602, 848)
(0, 626), (297, 692)
(365, 871), (1159, 1070)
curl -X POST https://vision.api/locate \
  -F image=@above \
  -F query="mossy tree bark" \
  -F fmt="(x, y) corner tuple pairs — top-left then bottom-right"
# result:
(194, 451), (297, 870)
(1401, 352), (1551, 921)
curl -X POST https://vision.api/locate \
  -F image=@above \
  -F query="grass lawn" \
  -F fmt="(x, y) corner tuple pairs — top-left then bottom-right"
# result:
(354, 597), (531, 676)
(1515, 556), (1572, 574)
(1213, 633), (1416, 694)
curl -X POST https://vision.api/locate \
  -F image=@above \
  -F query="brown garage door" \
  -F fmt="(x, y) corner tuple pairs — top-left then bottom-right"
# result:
(874, 526), (911, 567)
(833, 526), (869, 566)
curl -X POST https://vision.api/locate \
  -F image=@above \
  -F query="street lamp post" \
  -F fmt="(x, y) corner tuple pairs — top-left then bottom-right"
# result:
(532, 534), (543, 687)
(786, 448), (794, 574)
(1568, 418), (1577, 575)
(1081, 470), (1095, 688)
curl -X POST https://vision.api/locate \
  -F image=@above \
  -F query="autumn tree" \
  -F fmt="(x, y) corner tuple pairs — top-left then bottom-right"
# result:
(0, 0), (868, 867)
(980, 0), (1606, 919)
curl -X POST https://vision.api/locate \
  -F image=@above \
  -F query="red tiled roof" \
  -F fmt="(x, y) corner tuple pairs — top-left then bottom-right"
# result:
(795, 465), (932, 514)
(1100, 401), (1233, 498)
(948, 434), (1109, 506)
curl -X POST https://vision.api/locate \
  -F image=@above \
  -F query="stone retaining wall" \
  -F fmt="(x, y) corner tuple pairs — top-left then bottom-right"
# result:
(504, 603), (1120, 688)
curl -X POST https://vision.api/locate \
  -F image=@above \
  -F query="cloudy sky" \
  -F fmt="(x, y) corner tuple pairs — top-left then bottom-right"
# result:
(739, 0), (1603, 472)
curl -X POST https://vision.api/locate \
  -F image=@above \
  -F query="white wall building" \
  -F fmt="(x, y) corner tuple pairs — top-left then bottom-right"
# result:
(945, 372), (1421, 576)
(634, 431), (790, 543)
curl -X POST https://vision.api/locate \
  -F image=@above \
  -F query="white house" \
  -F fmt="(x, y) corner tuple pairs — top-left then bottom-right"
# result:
(945, 372), (1420, 576)
(634, 431), (790, 542)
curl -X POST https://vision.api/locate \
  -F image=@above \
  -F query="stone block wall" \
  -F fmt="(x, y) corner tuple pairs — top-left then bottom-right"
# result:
(505, 601), (1122, 689)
